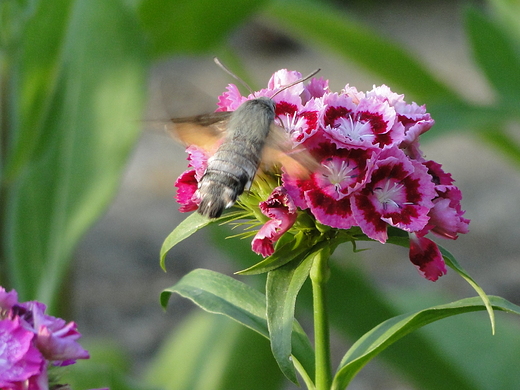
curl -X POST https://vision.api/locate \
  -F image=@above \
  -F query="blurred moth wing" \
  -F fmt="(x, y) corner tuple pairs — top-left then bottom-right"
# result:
(167, 111), (231, 153)
(168, 97), (275, 218)
(261, 124), (320, 179)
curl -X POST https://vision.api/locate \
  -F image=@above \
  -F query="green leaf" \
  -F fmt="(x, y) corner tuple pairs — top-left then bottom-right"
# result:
(465, 6), (520, 104)
(382, 235), (495, 333)
(211, 225), (491, 389)
(160, 212), (213, 270)
(265, 0), (462, 103)
(323, 262), (480, 390)
(4, 0), (147, 309)
(439, 245), (496, 333)
(161, 268), (315, 380)
(388, 288), (520, 390)
(160, 212), (237, 270)
(145, 311), (286, 390)
(138, 0), (269, 58)
(331, 296), (520, 390)
(266, 253), (314, 384)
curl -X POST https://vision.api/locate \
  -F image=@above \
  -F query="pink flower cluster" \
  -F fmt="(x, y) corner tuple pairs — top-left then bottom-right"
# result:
(0, 287), (90, 390)
(175, 70), (469, 281)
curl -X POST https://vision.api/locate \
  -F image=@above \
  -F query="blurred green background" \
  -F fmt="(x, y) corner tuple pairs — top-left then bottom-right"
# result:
(1, 0), (520, 389)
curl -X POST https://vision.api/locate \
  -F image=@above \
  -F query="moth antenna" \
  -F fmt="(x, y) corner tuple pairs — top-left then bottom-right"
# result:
(214, 57), (254, 96)
(270, 68), (321, 98)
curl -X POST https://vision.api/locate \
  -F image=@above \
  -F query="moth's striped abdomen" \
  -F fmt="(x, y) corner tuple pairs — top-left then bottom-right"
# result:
(197, 97), (276, 218)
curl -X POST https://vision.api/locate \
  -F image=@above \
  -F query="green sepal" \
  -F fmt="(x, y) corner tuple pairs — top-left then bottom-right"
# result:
(237, 230), (319, 275)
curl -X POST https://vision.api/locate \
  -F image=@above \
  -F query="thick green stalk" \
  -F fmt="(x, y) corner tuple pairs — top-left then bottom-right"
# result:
(310, 247), (332, 389)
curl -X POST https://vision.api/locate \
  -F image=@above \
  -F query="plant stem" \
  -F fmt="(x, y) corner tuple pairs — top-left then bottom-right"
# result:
(310, 247), (332, 389)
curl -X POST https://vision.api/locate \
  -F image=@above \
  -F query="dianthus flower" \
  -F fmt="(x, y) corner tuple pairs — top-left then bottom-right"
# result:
(0, 287), (90, 390)
(175, 70), (469, 281)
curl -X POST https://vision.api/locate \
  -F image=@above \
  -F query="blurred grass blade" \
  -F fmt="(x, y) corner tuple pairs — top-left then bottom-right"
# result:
(480, 125), (520, 168)
(266, 253), (314, 384)
(331, 296), (520, 390)
(422, 101), (510, 136)
(161, 268), (315, 382)
(4, 0), (148, 309)
(3, 0), (72, 180)
(488, 0), (520, 44)
(265, 0), (462, 103)
(145, 311), (286, 390)
(465, 6), (520, 104)
(138, 0), (269, 58)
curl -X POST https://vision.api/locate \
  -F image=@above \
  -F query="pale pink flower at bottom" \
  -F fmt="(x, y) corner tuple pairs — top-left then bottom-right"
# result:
(408, 233), (446, 281)
(252, 187), (298, 257)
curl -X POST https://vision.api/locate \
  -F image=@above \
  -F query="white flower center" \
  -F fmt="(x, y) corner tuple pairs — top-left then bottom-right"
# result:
(374, 179), (405, 210)
(322, 158), (358, 192)
(337, 116), (374, 143)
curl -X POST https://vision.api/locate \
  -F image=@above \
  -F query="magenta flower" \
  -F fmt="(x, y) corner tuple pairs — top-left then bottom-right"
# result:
(175, 170), (199, 212)
(27, 302), (90, 366)
(276, 97), (322, 144)
(174, 69), (469, 281)
(323, 92), (405, 150)
(252, 187), (298, 257)
(0, 287), (19, 312)
(0, 317), (44, 386)
(351, 148), (436, 243)
(217, 83), (247, 111)
(419, 161), (470, 239)
(175, 146), (209, 212)
(409, 233), (447, 281)
(283, 142), (377, 230)
(425, 186), (470, 239)
(301, 76), (329, 102)
(0, 287), (91, 389)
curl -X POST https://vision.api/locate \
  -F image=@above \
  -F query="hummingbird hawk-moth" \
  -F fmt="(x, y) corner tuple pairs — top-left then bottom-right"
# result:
(168, 61), (320, 219)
